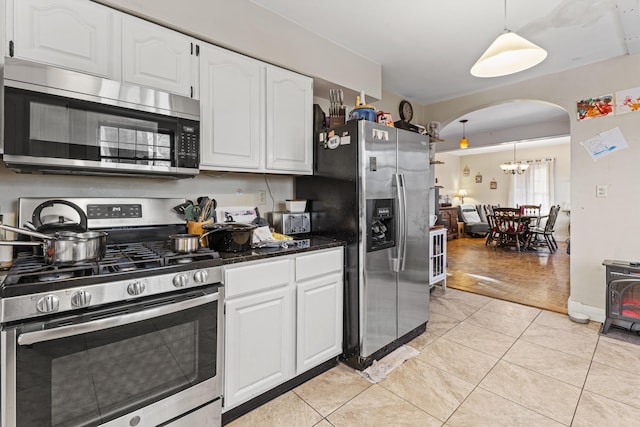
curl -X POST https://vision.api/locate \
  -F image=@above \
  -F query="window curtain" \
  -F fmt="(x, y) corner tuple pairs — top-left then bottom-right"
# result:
(508, 158), (555, 213)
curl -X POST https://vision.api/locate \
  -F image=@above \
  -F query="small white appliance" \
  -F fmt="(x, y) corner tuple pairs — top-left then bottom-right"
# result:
(270, 211), (311, 235)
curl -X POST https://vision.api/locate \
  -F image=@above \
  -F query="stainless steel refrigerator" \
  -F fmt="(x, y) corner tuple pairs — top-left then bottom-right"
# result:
(296, 120), (431, 370)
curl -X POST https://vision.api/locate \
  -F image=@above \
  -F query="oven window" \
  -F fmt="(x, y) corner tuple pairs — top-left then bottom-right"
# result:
(14, 300), (217, 427)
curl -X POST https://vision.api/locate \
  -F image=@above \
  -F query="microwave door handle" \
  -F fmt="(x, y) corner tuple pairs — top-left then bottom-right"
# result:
(17, 291), (219, 346)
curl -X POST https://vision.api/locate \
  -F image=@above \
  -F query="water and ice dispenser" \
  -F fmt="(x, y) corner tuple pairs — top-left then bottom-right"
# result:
(366, 199), (396, 252)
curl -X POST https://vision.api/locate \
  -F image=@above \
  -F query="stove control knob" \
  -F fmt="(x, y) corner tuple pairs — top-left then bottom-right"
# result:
(36, 295), (60, 314)
(193, 269), (209, 284)
(71, 289), (92, 308)
(173, 273), (189, 288)
(127, 281), (146, 296)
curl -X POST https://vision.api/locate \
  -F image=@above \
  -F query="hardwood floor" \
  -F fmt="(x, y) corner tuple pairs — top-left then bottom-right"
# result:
(445, 236), (570, 314)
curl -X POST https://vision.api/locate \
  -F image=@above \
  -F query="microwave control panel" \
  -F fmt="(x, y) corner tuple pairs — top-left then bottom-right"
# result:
(177, 121), (200, 168)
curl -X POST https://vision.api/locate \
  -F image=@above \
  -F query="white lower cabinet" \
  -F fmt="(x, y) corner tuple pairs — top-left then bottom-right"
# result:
(223, 247), (343, 411)
(296, 273), (343, 374)
(224, 284), (295, 409)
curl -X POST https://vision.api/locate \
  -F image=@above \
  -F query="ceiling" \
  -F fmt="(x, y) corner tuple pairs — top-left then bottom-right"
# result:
(251, 0), (640, 152)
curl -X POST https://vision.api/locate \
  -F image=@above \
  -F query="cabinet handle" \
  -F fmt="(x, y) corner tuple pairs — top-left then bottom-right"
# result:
(9, 40), (14, 57)
(190, 86), (194, 98)
(196, 44), (200, 56)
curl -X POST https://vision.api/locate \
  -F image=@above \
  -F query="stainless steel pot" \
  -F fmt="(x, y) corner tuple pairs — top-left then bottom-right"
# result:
(200, 223), (257, 253)
(0, 224), (107, 264)
(169, 233), (201, 253)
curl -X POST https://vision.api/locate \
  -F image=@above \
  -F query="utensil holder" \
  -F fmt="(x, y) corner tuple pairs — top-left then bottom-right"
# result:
(187, 220), (213, 246)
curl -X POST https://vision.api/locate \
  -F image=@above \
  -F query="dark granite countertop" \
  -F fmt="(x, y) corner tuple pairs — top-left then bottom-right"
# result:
(218, 236), (345, 265)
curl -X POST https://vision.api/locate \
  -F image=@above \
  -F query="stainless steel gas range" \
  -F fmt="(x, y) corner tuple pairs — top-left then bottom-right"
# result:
(0, 198), (224, 427)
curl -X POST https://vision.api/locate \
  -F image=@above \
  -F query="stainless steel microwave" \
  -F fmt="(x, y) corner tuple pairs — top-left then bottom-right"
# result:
(2, 58), (200, 178)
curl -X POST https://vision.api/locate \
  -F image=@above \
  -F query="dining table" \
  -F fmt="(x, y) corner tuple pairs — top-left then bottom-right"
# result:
(487, 211), (548, 251)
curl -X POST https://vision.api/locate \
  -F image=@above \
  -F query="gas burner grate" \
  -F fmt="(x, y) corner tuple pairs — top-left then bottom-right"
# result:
(3, 253), (96, 285)
(2, 241), (220, 286)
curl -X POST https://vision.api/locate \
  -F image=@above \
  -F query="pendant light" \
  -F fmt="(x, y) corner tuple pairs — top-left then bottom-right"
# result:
(471, 0), (547, 78)
(500, 142), (529, 174)
(459, 119), (469, 149)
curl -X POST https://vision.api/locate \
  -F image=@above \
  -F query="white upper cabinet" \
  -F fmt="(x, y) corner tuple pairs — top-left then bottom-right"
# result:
(266, 66), (313, 174)
(122, 15), (197, 98)
(199, 44), (263, 170)
(8, 0), (119, 78)
(199, 44), (313, 174)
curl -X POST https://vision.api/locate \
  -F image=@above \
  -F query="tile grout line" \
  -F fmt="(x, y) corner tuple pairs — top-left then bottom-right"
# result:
(444, 308), (573, 426)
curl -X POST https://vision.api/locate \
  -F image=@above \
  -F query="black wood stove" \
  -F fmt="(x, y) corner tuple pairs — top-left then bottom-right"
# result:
(603, 260), (640, 334)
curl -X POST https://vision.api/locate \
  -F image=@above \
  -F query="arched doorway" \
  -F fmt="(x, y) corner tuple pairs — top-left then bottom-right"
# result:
(433, 100), (571, 313)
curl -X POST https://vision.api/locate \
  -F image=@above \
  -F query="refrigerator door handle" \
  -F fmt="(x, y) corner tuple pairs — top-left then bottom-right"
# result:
(394, 173), (404, 273)
(399, 173), (408, 271)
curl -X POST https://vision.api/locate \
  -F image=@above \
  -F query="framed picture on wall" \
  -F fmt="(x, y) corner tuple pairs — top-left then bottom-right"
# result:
(490, 179), (497, 190)
(475, 173), (482, 183)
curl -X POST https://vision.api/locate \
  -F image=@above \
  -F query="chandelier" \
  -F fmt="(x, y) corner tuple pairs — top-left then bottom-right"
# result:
(500, 142), (529, 174)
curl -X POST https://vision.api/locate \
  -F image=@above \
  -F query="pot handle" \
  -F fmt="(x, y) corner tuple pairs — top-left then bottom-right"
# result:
(0, 240), (41, 246)
(0, 223), (53, 240)
(32, 199), (88, 231)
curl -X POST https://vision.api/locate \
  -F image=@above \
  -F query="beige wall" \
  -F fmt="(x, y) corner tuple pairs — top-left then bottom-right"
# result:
(435, 143), (571, 240)
(424, 53), (640, 321)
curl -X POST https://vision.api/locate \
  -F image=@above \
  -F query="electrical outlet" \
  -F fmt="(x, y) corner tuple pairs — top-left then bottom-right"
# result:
(258, 191), (266, 205)
(596, 185), (608, 198)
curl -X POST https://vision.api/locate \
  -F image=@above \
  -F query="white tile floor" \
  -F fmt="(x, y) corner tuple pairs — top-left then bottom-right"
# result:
(227, 288), (640, 426)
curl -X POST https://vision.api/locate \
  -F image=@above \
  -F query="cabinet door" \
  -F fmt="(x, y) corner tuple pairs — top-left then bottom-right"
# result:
(10, 0), (117, 78)
(429, 228), (447, 285)
(122, 15), (195, 97)
(296, 273), (343, 374)
(224, 286), (294, 410)
(199, 44), (264, 171)
(266, 66), (313, 174)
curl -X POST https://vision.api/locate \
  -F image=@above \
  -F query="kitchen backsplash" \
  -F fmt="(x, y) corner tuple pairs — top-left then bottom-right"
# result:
(0, 163), (294, 226)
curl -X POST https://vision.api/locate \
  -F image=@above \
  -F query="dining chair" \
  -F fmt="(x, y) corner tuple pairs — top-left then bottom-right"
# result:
(520, 204), (542, 227)
(493, 209), (527, 251)
(482, 205), (496, 245)
(525, 205), (561, 252)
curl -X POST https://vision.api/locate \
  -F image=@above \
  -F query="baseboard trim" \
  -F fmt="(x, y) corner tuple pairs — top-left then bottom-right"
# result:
(567, 297), (605, 323)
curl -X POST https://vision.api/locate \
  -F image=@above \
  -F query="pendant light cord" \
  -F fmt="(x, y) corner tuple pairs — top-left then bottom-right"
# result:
(503, 0), (508, 31)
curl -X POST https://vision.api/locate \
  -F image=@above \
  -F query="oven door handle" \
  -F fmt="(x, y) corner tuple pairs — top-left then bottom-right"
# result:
(17, 291), (219, 346)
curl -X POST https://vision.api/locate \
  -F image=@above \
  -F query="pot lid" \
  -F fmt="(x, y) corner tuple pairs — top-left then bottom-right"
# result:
(202, 222), (257, 231)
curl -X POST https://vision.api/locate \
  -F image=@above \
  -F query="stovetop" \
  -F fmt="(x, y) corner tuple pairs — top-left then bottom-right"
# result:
(2, 240), (221, 298)
(0, 197), (226, 324)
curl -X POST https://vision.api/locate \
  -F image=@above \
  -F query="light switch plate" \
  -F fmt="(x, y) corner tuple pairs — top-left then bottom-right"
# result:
(596, 185), (608, 197)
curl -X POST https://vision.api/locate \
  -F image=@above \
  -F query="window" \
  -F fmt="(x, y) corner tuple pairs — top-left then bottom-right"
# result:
(509, 159), (555, 212)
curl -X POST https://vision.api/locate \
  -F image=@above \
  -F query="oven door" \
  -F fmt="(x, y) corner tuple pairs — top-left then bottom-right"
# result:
(1, 285), (223, 427)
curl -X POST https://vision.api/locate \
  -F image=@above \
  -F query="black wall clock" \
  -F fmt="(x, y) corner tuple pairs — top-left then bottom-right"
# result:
(399, 100), (413, 122)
